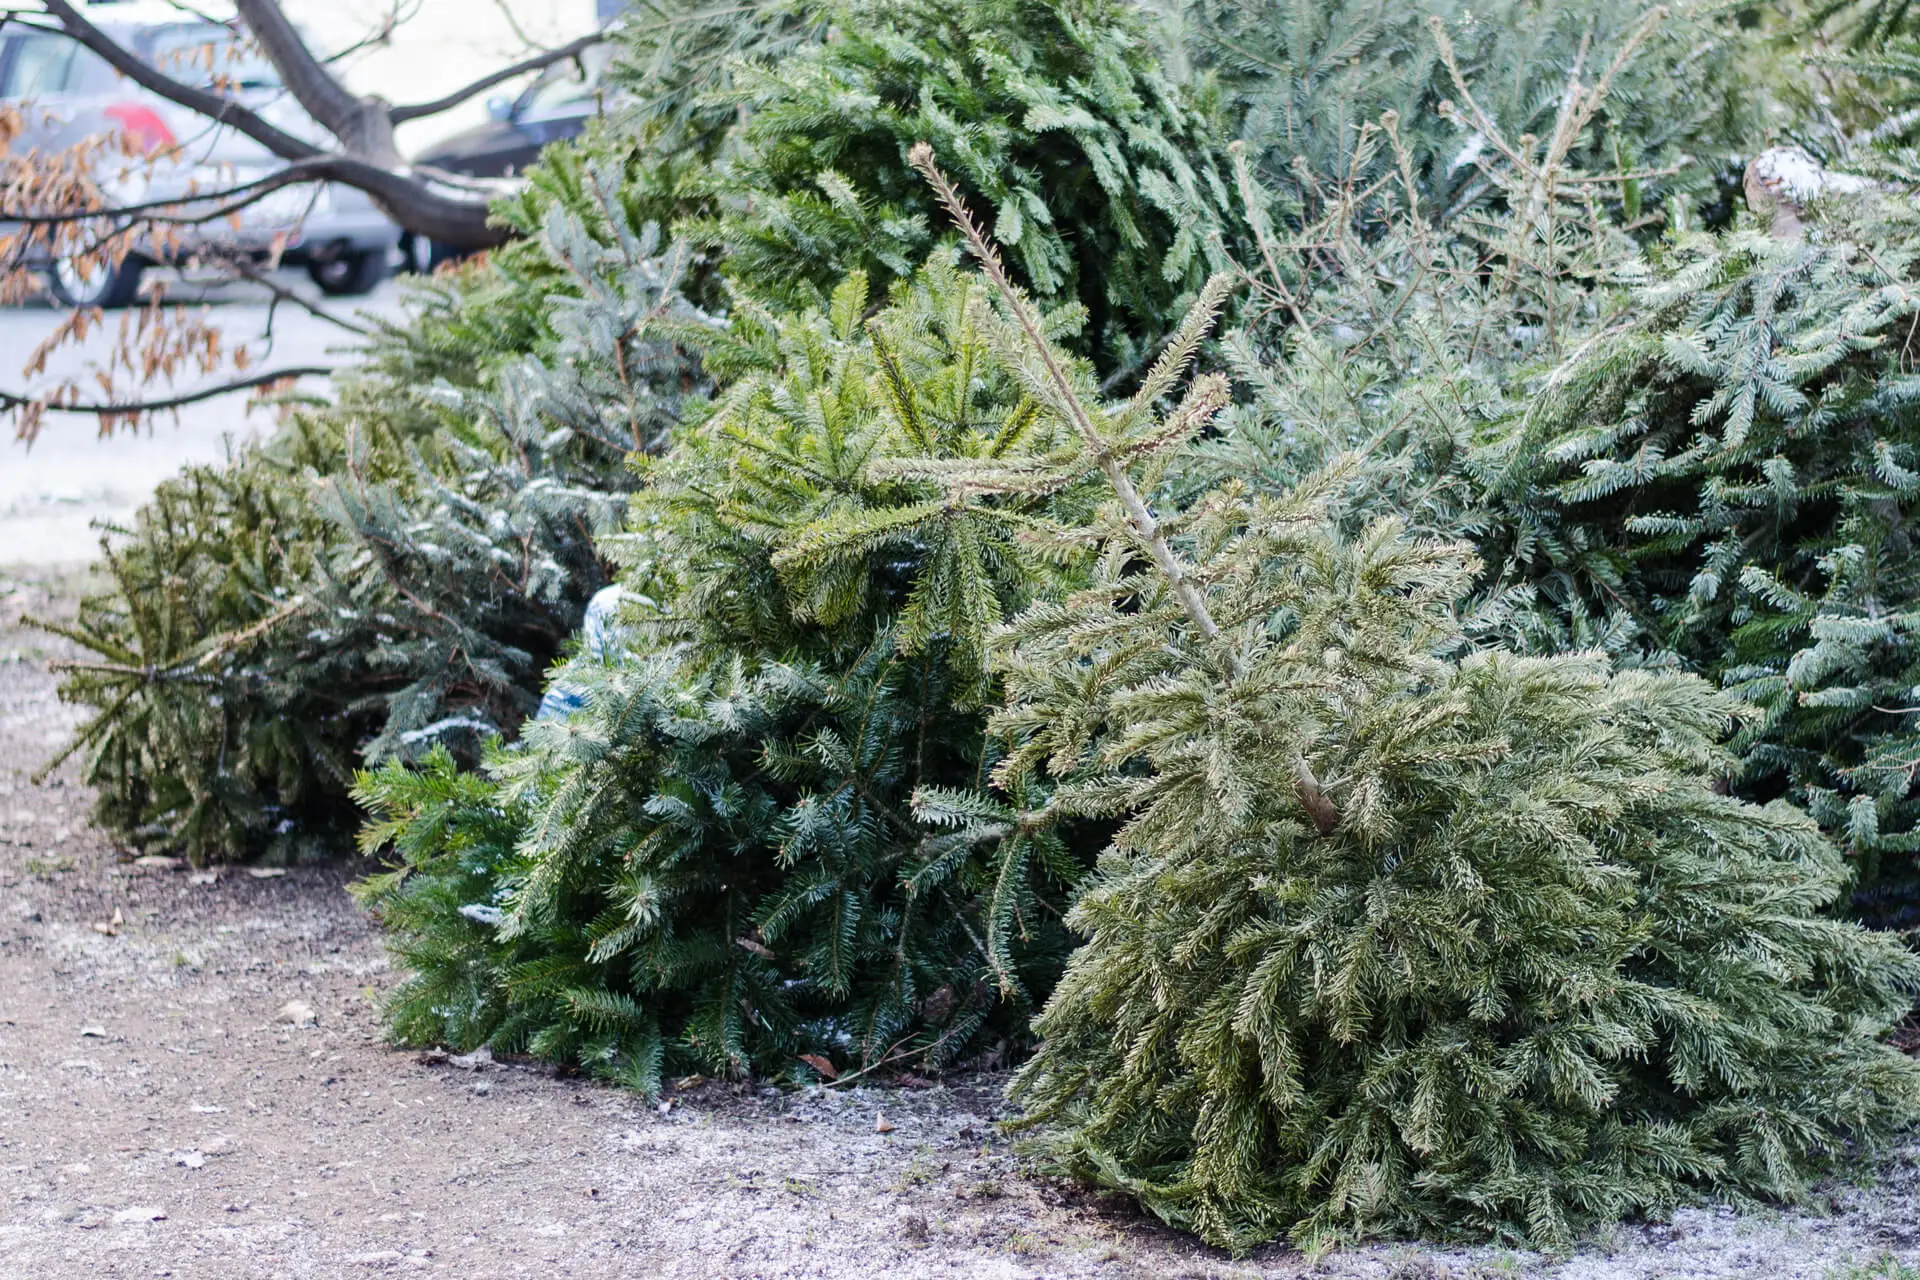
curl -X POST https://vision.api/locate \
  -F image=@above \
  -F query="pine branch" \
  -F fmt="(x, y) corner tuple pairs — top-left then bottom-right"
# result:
(909, 143), (1341, 835)
(908, 144), (1225, 642)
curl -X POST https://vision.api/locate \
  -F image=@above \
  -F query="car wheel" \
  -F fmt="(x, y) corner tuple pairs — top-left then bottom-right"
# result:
(308, 249), (390, 297)
(48, 254), (145, 308)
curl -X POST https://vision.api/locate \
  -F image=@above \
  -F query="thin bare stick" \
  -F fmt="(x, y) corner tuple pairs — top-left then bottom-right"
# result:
(389, 31), (608, 123)
(2, 366), (329, 420)
(226, 258), (371, 335)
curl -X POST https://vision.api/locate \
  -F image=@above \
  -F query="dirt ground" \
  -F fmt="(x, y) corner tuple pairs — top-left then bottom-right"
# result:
(3, 562), (1919, 1280)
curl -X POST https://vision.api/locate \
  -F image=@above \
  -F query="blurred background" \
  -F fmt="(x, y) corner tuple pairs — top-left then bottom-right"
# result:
(0, 0), (613, 567)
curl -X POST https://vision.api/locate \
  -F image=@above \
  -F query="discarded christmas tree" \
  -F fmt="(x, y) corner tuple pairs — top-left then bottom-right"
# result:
(32, 163), (708, 862)
(1493, 203), (1920, 926)
(354, 261), (1099, 1086)
(1197, 0), (1753, 224)
(694, 0), (1242, 378)
(903, 149), (1920, 1253)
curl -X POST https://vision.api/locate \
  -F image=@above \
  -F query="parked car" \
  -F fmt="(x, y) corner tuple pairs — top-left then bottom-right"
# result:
(403, 42), (612, 270)
(0, 6), (401, 306)
(415, 43), (611, 180)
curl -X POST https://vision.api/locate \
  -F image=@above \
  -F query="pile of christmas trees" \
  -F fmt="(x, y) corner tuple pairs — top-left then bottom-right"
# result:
(41, 0), (1920, 1253)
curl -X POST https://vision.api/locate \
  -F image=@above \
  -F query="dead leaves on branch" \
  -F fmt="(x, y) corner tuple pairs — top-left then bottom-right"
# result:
(1, 105), (309, 442)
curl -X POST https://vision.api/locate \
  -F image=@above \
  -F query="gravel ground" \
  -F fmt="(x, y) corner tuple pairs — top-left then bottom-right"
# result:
(2, 563), (1918, 1280)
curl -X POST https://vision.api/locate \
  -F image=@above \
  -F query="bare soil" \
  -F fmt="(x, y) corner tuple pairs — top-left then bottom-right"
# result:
(2, 563), (1917, 1280)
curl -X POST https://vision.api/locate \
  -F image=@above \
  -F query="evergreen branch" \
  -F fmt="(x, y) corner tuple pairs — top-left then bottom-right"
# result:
(908, 143), (1227, 643)
(29, 681), (139, 786)
(909, 143), (1339, 834)
(867, 320), (932, 452)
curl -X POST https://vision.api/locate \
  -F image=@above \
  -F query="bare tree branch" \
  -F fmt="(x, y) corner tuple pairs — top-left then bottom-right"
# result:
(40, 0), (323, 163)
(225, 258), (373, 336)
(300, 155), (507, 245)
(488, 0), (549, 54)
(231, 0), (380, 148)
(3, 0), (596, 437)
(4, 155), (501, 256)
(2, 366), (332, 418)
(407, 162), (517, 195)
(1, 160), (336, 227)
(34, 0), (510, 247)
(12, 159), (501, 254)
(322, 0), (423, 67)
(388, 31), (609, 124)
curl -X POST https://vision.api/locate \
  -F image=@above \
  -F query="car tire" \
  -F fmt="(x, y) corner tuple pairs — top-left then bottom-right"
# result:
(48, 254), (145, 308)
(308, 249), (390, 297)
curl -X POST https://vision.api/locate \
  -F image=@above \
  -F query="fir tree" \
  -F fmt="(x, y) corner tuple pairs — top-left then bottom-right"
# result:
(307, 176), (712, 766)
(906, 148), (1920, 1254)
(1491, 200), (1920, 923)
(1191, 24), (1674, 652)
(1196, 18), (1920, 921)
(33, 160), (707, 861)
(354, 261), (1097, 1084)
(687, 0), (1243, 378)
(1196, 0), (1757, 228)
(28, 456), (351, 859)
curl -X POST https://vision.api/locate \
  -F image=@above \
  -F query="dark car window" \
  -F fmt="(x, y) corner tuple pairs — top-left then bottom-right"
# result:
(0, 31), (80, 98)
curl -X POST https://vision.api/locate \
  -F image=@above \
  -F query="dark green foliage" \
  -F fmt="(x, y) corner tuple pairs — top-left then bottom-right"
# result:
(492, 0), (829, 316)
(690, 0), (1241, 377)
(594, 0), (1239, 374)
(35, 166), (705, 861)
(1197, 0), (1756, 225)
(356, 644), (1024, 1091)
(1493, 205), (1920, 923)
(354, 264), (1095, 1083)
(897, 170), (1920, 1254)
(607, 0), (825, 148)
